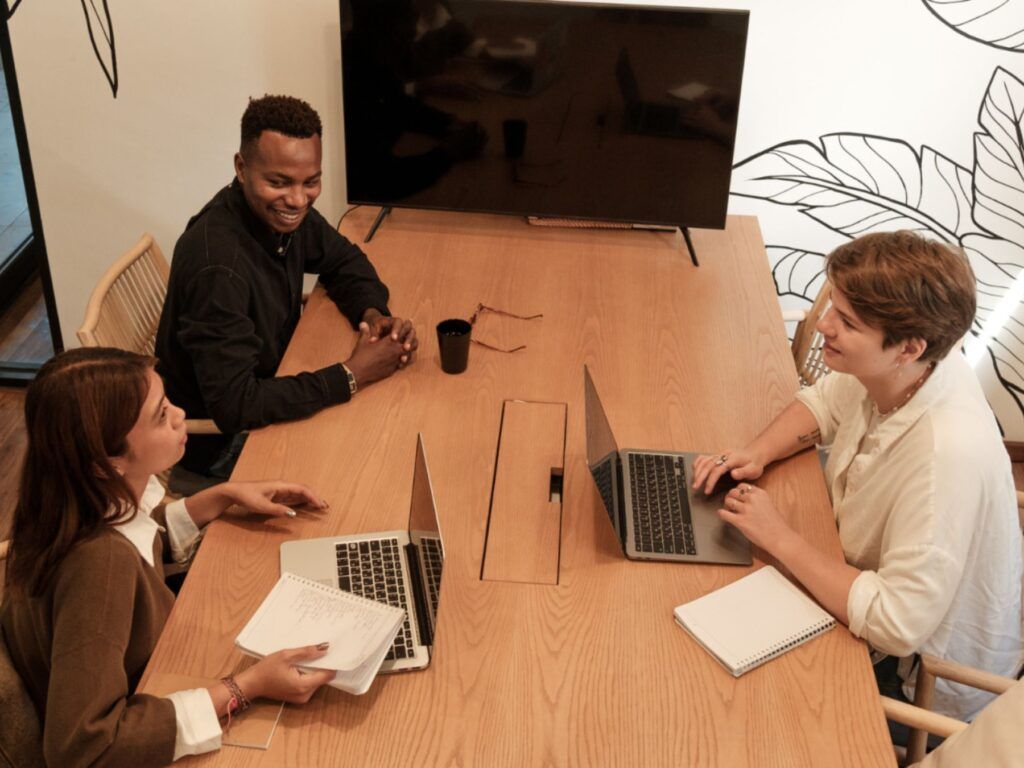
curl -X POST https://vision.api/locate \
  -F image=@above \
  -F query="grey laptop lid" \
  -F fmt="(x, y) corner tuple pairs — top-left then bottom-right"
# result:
(407, 434), (445, 640)
(584, 365), (626, 549)
(583, 366), (751, 566)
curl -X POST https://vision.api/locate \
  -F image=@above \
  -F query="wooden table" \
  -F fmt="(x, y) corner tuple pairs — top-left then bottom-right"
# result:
(142, 208), (894, 767)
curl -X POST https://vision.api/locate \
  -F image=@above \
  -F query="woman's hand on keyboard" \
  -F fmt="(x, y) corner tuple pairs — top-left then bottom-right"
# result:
(717, 483), (793, 555)
(692, 449), (764, 496)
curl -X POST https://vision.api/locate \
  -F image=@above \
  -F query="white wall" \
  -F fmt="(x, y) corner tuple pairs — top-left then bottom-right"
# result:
(10, 0), (1024, 434)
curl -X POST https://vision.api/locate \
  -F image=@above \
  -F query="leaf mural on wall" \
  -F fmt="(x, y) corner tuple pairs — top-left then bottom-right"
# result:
(769, 246), (826, 306)
(733, 66), (1024, 436)
(922, 0), (1024, 52)
(973, 68), (1024, 248)
(79, 0), (118, 97)
(3, 0), (25, 20)
(732, 136), (977, 242)
(3, 1), (118, 98)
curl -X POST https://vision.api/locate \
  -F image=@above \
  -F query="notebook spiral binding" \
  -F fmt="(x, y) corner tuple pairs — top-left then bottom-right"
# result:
(736, 618), (836, 673)
(284, 571), (399, 613)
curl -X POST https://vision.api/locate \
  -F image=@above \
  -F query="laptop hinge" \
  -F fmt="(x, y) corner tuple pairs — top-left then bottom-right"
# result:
(615, 455), (628, 550)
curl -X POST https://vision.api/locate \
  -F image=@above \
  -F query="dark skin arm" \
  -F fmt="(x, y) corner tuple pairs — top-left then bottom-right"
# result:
(341, 309), (413, 389)
(361, 308), (418, 368)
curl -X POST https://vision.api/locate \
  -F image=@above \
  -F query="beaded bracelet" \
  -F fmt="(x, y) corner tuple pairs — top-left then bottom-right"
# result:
(220, 675), (252, 715)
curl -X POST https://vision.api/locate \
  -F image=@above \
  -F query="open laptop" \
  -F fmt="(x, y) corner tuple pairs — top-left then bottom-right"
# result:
(584, 366), (751, 565)
(280, 435), (445, 673)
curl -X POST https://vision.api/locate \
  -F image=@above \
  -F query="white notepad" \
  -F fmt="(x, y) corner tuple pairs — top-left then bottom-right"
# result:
(673, 566), (836, 677)
(236, 572), (405, 695)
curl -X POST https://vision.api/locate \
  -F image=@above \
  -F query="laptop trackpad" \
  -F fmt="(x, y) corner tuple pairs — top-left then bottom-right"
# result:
(703, 471), (740, 498)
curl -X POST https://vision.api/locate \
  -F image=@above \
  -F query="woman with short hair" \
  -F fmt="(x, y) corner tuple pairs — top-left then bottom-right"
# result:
(1, 347), (336, 766)
(693, 231), (1022, 720)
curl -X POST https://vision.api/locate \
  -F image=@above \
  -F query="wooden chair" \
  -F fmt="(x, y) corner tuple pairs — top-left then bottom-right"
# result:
(880, 654), (1017, 766)
(787, 281), (832, 387)
(76, 234), (219, 435)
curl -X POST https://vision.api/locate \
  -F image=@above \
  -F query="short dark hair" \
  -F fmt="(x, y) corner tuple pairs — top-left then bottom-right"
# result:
(240, 95), (322, 158)
(826, 231), (976, 362)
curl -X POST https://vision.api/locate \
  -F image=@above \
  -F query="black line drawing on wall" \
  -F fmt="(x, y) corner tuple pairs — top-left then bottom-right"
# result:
(769, 246), (825, 317)
(3, 0), (118, 97)
(80, 0), (117, 97)
(3, 0), (24, 20)
(732, 66), (1024, 435)
(922, 0), (1024, 51)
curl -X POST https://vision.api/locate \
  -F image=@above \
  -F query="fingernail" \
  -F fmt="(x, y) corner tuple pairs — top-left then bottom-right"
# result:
(316, 642), (330, 650)
(286, 509), (297, 518)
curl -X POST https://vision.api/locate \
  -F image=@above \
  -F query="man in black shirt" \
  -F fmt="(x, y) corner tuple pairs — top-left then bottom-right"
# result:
(156, 95), (417, 477)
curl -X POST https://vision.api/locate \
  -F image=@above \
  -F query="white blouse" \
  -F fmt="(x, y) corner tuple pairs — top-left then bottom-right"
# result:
(796, 352), (1022, 720)
(112, 475), (221, 760)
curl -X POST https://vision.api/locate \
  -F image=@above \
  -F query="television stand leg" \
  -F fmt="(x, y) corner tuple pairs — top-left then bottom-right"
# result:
(681, 227), (699, 267)
(364, 207), (392, 243)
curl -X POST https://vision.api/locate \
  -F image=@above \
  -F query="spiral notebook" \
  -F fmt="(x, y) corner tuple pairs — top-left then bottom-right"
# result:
(236, 572), (405, 695)
(673, 566), (835, 677)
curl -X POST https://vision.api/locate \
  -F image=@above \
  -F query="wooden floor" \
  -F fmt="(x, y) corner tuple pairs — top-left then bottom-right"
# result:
(0, 275), (52, 365)
(0, 387), (25, 595)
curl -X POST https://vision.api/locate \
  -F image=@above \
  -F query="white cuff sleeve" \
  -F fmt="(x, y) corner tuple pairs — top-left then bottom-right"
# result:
(846, 569), (879, 641)
(846, 546), (960, 658)
(164, 498), (203, 563)
(166, 688), (222, 761)
(793, 386), (834, 446)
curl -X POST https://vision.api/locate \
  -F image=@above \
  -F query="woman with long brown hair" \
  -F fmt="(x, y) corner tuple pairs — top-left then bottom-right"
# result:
(1, 347), (336, 766)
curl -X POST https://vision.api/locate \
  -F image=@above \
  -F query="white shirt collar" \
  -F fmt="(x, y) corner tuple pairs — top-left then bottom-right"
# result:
(110, 475), (166, 566)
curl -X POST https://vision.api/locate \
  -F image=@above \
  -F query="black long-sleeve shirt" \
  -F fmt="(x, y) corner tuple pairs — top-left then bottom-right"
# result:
(155, 180), (389, 472)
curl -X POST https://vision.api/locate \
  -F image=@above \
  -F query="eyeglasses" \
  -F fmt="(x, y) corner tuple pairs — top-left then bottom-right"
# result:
(469, 303), (543, 353)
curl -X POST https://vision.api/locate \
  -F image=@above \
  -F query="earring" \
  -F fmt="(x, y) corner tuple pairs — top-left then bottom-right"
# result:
(895, 361), (903, 379)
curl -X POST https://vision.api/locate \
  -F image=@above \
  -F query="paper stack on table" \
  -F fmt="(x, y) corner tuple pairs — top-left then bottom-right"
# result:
(236, 572), (405, 695)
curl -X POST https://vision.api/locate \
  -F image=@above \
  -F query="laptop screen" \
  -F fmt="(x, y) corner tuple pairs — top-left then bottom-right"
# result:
(407, 434), (444, 641)
(583, 366), (627, 548)
(408, 435), (440, 541)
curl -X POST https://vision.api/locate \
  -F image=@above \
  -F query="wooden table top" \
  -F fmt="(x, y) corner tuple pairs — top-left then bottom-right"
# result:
(142, 208), (894, 767)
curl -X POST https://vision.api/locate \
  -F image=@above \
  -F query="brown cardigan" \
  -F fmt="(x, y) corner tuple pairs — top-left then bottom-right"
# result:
(0, 516), (179, 767)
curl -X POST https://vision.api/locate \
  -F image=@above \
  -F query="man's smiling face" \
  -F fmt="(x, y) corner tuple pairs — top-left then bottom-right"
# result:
(234, 130), (323, 235)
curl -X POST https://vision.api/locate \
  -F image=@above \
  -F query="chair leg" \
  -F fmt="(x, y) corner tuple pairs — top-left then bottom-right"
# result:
(907, 663), (936, 763)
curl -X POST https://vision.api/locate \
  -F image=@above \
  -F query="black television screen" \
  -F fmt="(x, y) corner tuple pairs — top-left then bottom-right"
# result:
(341, 0), (748, 229)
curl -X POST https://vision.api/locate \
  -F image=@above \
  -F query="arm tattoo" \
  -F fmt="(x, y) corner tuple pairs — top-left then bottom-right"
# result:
(797, 428), (821, 445)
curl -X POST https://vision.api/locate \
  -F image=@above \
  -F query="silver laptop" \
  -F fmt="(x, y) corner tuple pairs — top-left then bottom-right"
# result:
(280, 435), (445, 673)
(584, 366), (751, 565)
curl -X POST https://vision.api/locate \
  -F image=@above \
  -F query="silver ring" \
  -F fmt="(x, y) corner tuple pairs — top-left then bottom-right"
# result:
(739, 485), (750, 496)
(714, 454), (728, 466)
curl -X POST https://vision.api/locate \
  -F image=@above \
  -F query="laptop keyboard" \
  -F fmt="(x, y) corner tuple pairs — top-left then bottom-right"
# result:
(336, 539), (416, 661)
(628, 453), (697, 555)
(419, 537), (443, 620)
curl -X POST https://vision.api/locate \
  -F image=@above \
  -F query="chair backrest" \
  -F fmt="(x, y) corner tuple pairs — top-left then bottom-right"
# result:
(896, 653), (1017, 765)
(0, 631), (45, 768)
(791, 281), (832, 387)
(77, 234), (170, 355)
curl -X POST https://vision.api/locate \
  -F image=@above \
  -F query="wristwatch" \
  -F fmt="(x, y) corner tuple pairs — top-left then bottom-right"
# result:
(342, 364), (358, 396)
